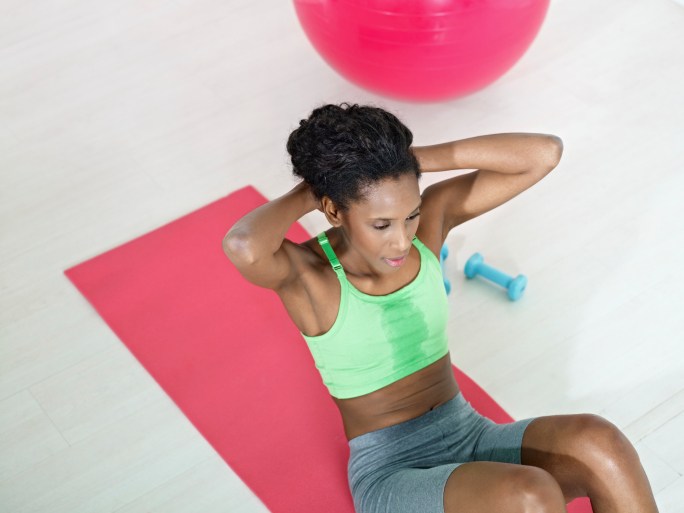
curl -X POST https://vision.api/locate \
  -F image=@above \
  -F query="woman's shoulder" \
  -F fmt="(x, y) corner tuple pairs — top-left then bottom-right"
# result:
(295, 230), (329, 264)
(278, 230), (333, 286)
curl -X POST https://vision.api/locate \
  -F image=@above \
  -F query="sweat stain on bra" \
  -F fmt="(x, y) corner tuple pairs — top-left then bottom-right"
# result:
(300, 231), (449, 399)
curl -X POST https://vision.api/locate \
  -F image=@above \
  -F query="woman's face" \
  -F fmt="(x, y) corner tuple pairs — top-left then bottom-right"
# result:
(339, 173), (422, 274)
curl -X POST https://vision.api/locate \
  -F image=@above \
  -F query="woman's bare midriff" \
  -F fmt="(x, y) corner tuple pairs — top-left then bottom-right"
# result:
(333, 352), (461, 442)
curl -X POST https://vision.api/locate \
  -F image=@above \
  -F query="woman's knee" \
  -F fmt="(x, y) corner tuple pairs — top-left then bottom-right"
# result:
(513, 465), (567, 511)
(444, 462), (565, 513)
(567, 414), (638, 469)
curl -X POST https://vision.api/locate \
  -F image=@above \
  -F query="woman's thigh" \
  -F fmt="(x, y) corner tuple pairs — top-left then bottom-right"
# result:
(356, 460), (559, 513)
(361, 463), (464, 513)
(435, 392), (537, 466)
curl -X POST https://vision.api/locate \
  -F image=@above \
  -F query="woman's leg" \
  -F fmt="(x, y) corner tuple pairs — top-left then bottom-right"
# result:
(520, 413), (660, 512)
(443, 461), (568, 513)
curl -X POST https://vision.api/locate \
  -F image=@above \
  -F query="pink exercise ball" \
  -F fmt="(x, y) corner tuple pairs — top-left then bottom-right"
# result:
(292, 0), (550, 102)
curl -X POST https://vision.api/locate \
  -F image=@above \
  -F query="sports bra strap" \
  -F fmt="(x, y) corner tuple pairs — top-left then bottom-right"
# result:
(317, 231), (419, 281)
(317, 232), (346, 280)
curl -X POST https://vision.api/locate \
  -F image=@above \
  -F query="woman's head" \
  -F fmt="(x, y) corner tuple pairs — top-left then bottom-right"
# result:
(287, 102), (421, 213)
(287, 102), (423, 273)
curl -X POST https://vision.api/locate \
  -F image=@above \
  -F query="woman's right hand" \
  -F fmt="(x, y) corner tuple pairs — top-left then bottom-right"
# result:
(292, 180), (322, 213)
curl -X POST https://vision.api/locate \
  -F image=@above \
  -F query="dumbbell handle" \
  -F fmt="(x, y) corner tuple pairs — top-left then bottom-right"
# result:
(473, 262), (513, 287)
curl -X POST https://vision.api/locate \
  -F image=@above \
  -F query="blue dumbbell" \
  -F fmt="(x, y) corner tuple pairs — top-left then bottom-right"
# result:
(464, 253), (527, 301)
(440, 244), (451, 295)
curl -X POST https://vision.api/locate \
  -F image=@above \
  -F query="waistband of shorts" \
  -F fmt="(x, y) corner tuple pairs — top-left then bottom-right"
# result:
(348, 390), (466, 450)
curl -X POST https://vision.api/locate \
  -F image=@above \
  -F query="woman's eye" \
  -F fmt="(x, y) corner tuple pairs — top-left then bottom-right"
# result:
(374, 213), (419, 230)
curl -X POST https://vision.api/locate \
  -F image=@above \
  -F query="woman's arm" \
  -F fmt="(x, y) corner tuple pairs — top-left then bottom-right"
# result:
(223, 181), (319, 290)
(411, 133), (563, 174)
(411, 133), (563, 239)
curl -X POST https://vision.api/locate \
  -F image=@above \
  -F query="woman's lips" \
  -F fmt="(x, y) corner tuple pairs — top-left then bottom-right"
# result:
(384, 255), (407, 267)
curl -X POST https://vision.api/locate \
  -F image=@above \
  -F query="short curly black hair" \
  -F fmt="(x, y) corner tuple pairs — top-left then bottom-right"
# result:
(286, 102), (421, 212)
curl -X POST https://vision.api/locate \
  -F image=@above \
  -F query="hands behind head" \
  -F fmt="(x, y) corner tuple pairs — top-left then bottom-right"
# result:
(293, 180), (322, 213)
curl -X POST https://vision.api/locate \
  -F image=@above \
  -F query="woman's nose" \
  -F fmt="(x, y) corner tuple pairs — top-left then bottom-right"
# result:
(393, 228), (412, 253)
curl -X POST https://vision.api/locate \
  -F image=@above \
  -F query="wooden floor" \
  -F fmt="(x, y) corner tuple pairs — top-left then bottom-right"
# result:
(1, 0), (683, 511)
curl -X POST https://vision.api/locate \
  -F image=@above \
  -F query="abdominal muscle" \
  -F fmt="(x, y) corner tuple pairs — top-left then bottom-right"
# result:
(333, 352), (461, 441)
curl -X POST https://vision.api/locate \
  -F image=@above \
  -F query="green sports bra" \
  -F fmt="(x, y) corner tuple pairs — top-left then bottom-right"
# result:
(301, 231), (450, 399)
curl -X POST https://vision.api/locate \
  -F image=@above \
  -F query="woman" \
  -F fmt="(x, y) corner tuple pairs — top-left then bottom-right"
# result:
(224, 103), (659, 513)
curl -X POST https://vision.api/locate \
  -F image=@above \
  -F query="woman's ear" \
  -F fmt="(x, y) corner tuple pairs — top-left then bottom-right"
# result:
(321, 196), (343, 227)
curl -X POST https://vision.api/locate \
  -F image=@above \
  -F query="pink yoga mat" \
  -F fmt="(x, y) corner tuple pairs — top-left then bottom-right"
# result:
(65, 185), (592, 513)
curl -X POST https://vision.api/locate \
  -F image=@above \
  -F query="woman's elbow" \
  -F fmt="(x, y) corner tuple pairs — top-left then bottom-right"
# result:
(547, 135), (564, 168)
(223, 231), (256, 265)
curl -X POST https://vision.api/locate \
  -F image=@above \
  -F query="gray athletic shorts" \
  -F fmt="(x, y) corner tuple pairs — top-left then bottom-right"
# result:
(347, 390), (537, 513)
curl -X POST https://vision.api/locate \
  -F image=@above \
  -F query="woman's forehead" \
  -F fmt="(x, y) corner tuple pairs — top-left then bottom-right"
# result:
(352, 176), (421, 216)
